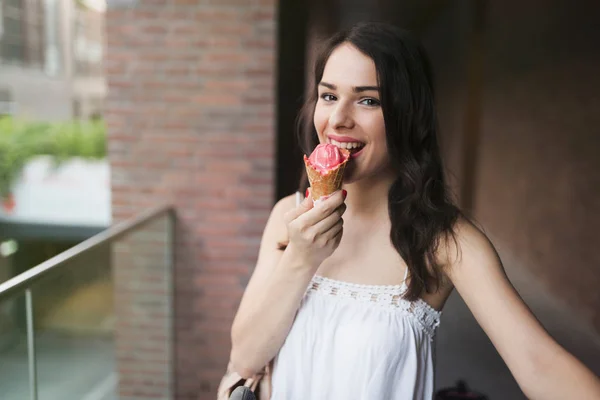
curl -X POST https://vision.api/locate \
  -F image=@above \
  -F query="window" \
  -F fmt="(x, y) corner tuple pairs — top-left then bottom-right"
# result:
(0, 0), (60, 74)
(0, 0), (45, 68)
(73, 3), (104, 77)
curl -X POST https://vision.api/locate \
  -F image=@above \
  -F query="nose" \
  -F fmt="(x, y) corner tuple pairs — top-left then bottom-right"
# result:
(329, 102), (355, 130)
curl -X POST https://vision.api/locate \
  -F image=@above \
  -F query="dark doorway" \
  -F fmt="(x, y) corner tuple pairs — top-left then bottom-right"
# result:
(275, 0), (309, 201)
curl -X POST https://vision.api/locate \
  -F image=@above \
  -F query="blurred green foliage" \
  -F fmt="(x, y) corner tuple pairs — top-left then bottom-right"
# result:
(0, 117), (106, 199)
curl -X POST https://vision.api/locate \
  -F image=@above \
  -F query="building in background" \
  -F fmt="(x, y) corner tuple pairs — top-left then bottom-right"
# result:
(0, 0), (105, 120)
(0, 6), (110, 397)
(0, 0), (109, 259)
(72, 0), (105, 118)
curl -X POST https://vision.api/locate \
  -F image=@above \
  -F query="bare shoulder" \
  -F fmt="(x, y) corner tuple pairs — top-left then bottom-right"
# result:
(268, 193), (299, 229)
(440, 215), (503, 281)
(272, 193), (299, 218)
(260, 193), (300, 249)
(439, 217), (508, 292)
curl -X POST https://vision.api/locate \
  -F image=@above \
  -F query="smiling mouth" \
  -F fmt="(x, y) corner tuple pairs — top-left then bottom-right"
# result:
(327, 138), (366, 154)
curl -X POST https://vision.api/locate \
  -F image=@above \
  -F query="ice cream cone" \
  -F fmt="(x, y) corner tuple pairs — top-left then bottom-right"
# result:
(304, 147), (350, 201)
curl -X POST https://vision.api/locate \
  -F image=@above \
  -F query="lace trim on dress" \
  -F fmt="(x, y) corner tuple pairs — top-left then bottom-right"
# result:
(307, 275), (441, 339)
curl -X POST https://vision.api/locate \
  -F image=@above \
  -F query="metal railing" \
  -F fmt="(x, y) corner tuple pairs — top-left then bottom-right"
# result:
(0, 204), (175, 400)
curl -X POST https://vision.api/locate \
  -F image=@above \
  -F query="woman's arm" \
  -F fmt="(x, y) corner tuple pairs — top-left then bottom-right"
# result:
(230, 191), (346, 378)
(445, 219), (600, 400)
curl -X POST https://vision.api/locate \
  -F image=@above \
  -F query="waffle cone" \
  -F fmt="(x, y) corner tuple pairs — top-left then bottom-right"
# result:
(303, 149), (350, 201)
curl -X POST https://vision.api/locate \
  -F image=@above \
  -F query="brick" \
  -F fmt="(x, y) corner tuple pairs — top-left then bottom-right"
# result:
(190, 94), (241, 106)
(107, 0), (276, 397)
(208, 23), (253, 36)
(195, 9), (240, 22)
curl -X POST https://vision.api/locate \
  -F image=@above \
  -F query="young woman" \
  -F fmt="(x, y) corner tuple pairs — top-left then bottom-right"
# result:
(229, 22), (600, 399)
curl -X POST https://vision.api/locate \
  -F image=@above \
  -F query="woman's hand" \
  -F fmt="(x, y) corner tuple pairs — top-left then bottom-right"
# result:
(283, 189), (347, 270)
(230, 190), (348, 376)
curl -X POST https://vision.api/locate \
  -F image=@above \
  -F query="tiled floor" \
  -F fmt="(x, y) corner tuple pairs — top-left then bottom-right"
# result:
(435, 256), (600, 399)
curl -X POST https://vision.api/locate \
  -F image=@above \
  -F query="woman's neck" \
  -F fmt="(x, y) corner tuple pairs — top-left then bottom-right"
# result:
(342, 168), (397, 221)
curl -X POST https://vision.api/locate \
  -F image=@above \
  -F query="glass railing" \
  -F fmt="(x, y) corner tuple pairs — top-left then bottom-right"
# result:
(0, 205), (174, 400)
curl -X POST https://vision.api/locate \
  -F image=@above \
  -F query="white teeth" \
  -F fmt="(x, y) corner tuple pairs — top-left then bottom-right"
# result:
(329, 139), (364, 150)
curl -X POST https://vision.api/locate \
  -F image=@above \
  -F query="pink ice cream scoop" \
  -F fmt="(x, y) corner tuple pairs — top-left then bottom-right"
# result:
(303, 144), (350, 201)
(307, 143), (349, 175)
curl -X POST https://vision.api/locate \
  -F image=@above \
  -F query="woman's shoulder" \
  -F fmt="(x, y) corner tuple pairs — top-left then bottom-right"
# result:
(266, 192), (302, 250)
(264, 191), (302, 233)
(272, 191), (302, 217)
(439, 215), (499, 273)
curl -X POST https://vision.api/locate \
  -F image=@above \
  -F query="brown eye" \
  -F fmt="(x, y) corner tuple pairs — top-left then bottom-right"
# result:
(359, 98), (380, 107)
(321, 94), (337, 102)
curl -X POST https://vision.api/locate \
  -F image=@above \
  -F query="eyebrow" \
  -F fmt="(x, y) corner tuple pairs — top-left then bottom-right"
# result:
(319, 82), (380, 93)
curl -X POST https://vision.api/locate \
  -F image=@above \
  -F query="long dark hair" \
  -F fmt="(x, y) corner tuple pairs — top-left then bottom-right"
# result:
(296, 22), (462, 300)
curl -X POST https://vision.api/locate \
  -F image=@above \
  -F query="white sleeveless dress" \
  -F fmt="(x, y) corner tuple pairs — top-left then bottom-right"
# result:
(269, 193), (442, 400)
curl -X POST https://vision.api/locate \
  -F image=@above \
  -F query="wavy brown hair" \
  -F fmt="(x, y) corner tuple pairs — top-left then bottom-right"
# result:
(294, 22), (462, 300)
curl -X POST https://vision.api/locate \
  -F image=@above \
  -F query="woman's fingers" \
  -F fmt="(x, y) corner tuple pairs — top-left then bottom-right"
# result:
(295, 190), (346, 228)
(323, 218), (343, 242)
(283, 194), (314, 225)
(311, 203), (346, 234)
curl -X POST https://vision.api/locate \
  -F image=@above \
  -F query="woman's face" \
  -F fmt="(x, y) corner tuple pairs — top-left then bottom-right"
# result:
(314, 42), (389, 183)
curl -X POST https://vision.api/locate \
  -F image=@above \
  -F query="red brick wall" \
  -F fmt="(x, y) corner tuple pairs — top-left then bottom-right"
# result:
(105, 1), (277, 398)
